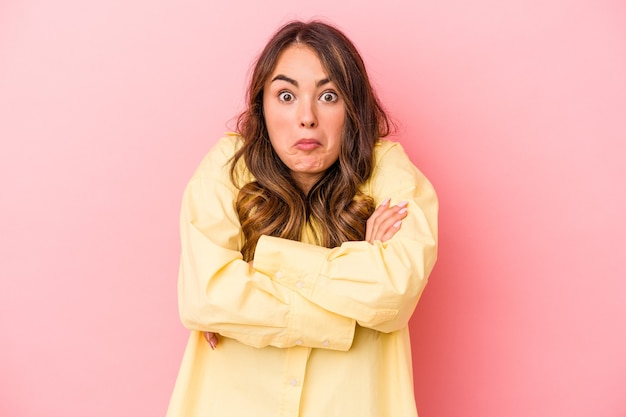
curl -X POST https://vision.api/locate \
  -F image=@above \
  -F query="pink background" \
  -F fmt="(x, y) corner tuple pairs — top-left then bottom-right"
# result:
(1, 0), (625, 416)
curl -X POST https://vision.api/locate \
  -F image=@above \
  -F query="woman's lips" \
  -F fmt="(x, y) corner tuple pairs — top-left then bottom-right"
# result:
(294, 139), (321, 151)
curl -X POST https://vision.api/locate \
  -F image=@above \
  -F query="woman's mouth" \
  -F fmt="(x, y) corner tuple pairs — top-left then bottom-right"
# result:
(294, 139), (321, 151)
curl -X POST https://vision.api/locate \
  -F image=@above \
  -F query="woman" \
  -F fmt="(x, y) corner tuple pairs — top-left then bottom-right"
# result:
(167, 20), (438, 417)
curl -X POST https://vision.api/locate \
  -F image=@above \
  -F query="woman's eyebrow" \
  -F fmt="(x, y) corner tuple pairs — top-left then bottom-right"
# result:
(316, 78), (331, 87)
(270, 74), (332, 87)
(271, 74), (298, 86)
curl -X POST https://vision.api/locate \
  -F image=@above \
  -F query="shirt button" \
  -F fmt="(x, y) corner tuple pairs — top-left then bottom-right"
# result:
(289, 378), (297, 387)
(275, 271), (282, 279)
(296, 280), (303, 289)
(322, 340), (330, 347)
(295, 339), (303, 345)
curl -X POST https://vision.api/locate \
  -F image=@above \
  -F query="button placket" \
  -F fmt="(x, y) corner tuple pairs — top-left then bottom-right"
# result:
(281, 347), (309, 417)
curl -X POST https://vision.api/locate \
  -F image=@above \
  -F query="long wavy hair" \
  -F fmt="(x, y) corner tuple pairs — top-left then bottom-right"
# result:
(232, 20), (393, 261)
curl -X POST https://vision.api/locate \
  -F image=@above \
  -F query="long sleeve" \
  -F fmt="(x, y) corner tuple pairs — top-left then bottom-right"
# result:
(178, 136), (355, 351)
(253, 140), (438, 333)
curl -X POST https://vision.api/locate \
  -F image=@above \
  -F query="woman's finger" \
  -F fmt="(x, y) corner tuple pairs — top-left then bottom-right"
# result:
(366, 198), (390, 242)
(204, 332), (219, 350)
(369, 201), (408, 242)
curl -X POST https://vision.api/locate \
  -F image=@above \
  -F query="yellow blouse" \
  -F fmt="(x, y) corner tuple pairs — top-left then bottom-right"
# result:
(167, 134), (438, 417)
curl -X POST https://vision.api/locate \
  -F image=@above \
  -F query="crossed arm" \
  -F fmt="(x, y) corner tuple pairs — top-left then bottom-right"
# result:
(180, 138), (437, 351)
(204, 198), (409, 349)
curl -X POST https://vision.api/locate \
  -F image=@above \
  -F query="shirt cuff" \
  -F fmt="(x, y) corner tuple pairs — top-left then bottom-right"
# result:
(254, 235), (329, 298)
(286, 289), (355, 351)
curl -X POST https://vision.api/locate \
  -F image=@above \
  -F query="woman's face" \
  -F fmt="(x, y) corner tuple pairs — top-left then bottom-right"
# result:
(263, 44), (345, 192)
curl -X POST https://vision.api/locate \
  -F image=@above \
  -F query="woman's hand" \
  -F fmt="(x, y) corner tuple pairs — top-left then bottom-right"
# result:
(204, 331), (219, 350)
(365, 198), (408, 244)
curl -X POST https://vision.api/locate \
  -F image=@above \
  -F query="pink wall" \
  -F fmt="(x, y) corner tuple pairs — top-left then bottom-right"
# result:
(1, 1), (625, 416)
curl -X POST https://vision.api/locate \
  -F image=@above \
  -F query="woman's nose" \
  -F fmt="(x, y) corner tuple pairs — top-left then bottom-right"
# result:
(299, 100), (317, 128)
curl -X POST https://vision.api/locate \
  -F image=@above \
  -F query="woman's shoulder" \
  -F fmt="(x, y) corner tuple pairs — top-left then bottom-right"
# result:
(204, 133), (243, 163)
(192, 133), (245, 181)
(373, 138), (411, 165)
(369, 138), (430, 186)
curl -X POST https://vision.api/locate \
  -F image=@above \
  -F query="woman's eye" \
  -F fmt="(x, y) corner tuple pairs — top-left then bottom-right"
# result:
(278, 91), (295, 102)
(320, 91), (339, 102)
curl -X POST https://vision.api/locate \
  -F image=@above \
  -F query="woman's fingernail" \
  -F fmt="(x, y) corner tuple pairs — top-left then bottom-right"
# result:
(397, 201), (408, 207)
(393, 220), (402, 228)
(380, 198), (390, 206)
(398, 207), (407, 215)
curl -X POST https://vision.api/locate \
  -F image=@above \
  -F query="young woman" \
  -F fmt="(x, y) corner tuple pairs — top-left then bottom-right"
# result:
(167, 20), (438, 417)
